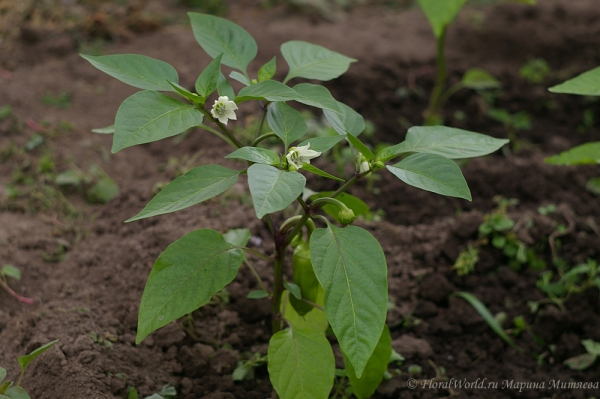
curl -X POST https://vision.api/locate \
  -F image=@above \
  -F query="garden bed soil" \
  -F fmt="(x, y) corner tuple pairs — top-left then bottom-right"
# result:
(0, 1), (599, 398)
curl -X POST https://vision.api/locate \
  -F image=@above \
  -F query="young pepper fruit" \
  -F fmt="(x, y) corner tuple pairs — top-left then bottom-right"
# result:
(289, 239), (322, 316)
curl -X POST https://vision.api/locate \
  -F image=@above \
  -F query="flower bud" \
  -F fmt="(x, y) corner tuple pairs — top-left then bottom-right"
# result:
(338, 208), (355, 225)
(370, 160), (385, 171)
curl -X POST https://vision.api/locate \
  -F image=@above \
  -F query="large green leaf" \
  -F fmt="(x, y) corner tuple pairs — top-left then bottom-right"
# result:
(297, 135), (346, 153)
(113, 91), (204, 152)
(344, 326), (392, 399)
(281, 41), (356, 83)
(127, 165), (240, 222)
(549, 66), (600, 96)
(310, 225), (388, 378)
(218, 72), (235, 99)
(136, 229), (244, 343)
(195, 53), (223, 98)
(80, 54), (178, 92)
(18, 340), (59, 372)
(417, 0), (468, 38)
(236, 81), (299, 103)
(268, 328), (335, 399)
(323, 101), (365, 136)
(3, 387), (31, 399)
(545, 142), (600, 165)
(188, 13), (257, 73)
(282, 290), (328, 332)
(267, 102), (308, 148)
(293, 83), (341, 113)
(225, 147), (280, 165)
(378, 126), (508, 161)
(387, 153), (472, 200)
(247, 164), (306, 219)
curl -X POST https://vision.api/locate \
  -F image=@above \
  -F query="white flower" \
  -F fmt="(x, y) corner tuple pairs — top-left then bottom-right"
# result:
(286, 143), (321, 171)
(210, 96), (238, 125)
(356, 153), (370, 174)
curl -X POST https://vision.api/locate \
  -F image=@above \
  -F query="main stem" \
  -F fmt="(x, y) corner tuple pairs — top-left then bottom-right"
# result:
(424, 27), (447, 125)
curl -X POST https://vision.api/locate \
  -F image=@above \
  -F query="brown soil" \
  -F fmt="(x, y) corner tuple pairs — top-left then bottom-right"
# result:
(1, 1), (599, 398)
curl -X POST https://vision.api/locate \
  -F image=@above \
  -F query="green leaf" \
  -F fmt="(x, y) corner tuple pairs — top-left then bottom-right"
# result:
(188, 13), (257, 73)
(247, 164), (306, 219)
(309, 192), (370, 222)
(297, 135), (346, 153)
(284, 282), (302, 300)
(549, 66), (600, 96)
(283, 290), (328, 332)
(91, 125), (115, 134)
(136, 229), (244, 343)
(225, 147), (280, 165)
(1, 265), (21, 280)
(267, 102), (308, 148)
(0, 367), (5, 384)
(387, 153), (472, 200)
(344, 326), (392, 399)
(462, 68), (501, 90)
(346, 134), (374, 161)
(451, 292), (522, 351)
(217, 72), (235, 99)
(377, 126), (508, 161)
(113, 91), (204, 153)
(247, 290), (269, 299)
(195, 54), (223, 97)
(544, 142), (600, 165)
(587, 177), (600, 196)
(268, 328), (335, 399)
(292, 83), (341, 114)
(4, 387), (30, 399)
(127, 165), (240, 222)
(258, 56), (277, 82)
(80, 54), (179, 92)
(323, 101), (365, 136)
(310, 225), (388, 377)
(237, 81), (299, 103)
(223, 228), (251, 247)
(301, 163), (344, 181)
(18, 340), (59, 373)
(416, 0), (468, 38)
(229, 71), (250, 86)
(167, 81), (203, 104)
(582, 339), (600, 357)
(564, 353), (597, 370)
(281, 41), (356, 83)
(87, 177), (119, 204)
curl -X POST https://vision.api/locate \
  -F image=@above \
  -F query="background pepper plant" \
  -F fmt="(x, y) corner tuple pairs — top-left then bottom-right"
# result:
(82, 13), (507, 399)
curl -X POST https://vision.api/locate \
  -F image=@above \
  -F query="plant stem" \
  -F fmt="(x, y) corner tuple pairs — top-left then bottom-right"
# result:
(0, 280), (34, 304)
(424, 27), (447, 125)
(198, 108), (244, 148)
(255, 103), (268, 141)
(243, 259), (268, 293)
(271, 248), (286, 334)
(251, 132), (277, 147)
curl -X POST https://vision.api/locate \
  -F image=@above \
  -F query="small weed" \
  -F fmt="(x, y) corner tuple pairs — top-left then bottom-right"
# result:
(0, 265), (34, 304)
(0, 340), (58, 398)
(127, 384), (177, 399)
(564, 340), (600, 370)
(232, 352), (268, 381)
(41, 92), (71, 109)
(519, 58), (551, 84)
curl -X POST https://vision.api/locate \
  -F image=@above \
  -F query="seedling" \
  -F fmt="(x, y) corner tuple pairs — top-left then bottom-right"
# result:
(452, 291), (522, 351)
(453, 197), (545, 274)
(82, 13), (507, 398)
(0, 265), (33, 304)
(546, 66), (600, 195)
(519, 58), (551, 85)
(0, 340), (58, 399)
(532, 258), (600, 312)
(564, 340), (600, 371)
(417, 0), (501, 124)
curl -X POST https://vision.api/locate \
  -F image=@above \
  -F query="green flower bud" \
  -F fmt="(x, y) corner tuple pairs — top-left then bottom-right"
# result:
(338, 208), (355, 225)
(370, 160), (385, 171)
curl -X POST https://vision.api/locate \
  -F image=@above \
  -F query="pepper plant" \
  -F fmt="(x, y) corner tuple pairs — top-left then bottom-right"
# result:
(546, 66), (600, 195)
(82, 13), (507, 398)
